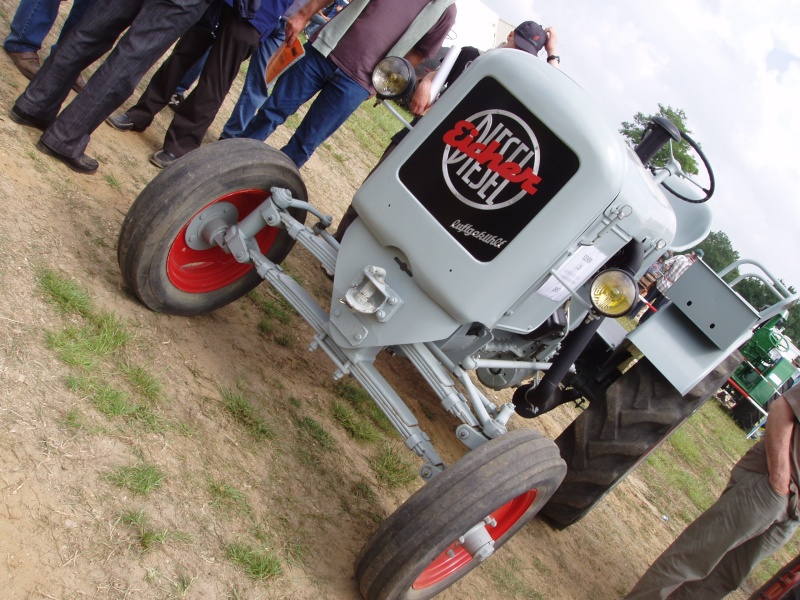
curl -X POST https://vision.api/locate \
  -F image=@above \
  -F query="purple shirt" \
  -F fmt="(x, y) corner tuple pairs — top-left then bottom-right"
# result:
(326, 0), (456, 92)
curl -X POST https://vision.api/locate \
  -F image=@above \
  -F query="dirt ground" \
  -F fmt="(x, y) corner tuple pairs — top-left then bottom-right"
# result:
(0, 4), (760, 599)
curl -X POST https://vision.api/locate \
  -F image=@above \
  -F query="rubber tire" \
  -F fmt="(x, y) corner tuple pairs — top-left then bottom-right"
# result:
(118, 139), (307, 316)
(730, 398), (764, 431)
(355, 430), (566, 600)
(541, 352), (741, 528)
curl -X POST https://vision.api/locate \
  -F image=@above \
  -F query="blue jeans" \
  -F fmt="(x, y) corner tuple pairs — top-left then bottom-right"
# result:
(175, 49), (210, 96)
(4, 0), (95, 53)
(235, 44), (370, 167)
(219, 19), (285, 139)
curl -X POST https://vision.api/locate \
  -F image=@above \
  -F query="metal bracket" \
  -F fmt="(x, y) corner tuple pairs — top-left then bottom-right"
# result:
(344, 266), (403, 322)
(455, 425), (489, 450)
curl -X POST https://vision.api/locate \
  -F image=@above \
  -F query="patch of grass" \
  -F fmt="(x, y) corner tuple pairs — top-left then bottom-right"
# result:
(371, 444), (417, 488)
(68, 375), (136, 417)
(38, 269), (92, 317)
(257, 318), (275, 335)
(275, 334), (293, 347)
(119, 361), (161, 401)
(220, 386), (274, 439)
(173, 571), (195, 596)
(66, 375), (165, 430)
(226, 543), (283, 580)
(47, 313), (130, 369)
(209, 478), (250, 514)
(63, 408), (85, 429)
(488, 557), (543, 599)
(334, 379), (395, 434)
(295, 416), (335, 450)
(104, 173), (121, 190)
(106, 464), (165, 496)
(331, 400), (381, 442)
(343, 100), (411, 161)
(121, 510), (175, 553)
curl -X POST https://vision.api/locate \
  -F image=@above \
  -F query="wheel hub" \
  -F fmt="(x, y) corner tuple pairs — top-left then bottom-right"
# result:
(458, 517), (497, 562)
(184, 202), (239, 250)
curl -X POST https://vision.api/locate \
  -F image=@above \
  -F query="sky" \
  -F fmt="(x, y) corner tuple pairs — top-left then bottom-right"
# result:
(447, 0), (800, 291)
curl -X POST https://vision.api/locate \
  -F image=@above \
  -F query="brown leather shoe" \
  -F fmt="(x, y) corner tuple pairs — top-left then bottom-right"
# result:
(72, 73), (87, 93)
(4, 49), (40, 80)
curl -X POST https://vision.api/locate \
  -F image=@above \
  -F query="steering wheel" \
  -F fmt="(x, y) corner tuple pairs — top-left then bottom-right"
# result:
(658, 129), (716, 203)
(769, 331), (791, 353)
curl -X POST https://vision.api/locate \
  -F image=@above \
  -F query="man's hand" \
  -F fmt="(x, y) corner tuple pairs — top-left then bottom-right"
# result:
(409, 71), (436, 115)
(544, 27), (558, 55)
(285, 0), (330, 46)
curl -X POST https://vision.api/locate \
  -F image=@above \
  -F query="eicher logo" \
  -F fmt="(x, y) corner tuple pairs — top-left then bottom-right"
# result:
(441, 109), (541, 210)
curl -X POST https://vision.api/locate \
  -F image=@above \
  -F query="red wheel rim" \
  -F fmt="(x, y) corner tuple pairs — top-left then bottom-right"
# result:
(166, 189), (280, 293)
(412, 489), (538, 590)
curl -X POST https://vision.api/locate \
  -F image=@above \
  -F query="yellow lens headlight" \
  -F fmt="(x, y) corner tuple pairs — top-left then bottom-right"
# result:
(372, 57), (415, 100)
(590, 269), (637, 317)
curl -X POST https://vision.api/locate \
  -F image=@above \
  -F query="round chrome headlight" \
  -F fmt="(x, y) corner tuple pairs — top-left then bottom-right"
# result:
(589, 269), (637, 317)
(372, 56), (415, 100)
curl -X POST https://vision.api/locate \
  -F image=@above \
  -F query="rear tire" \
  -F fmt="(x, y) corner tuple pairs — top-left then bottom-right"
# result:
(355, 430), (566, 600)
(541, 352), (741, 528)
(118, 139), (307, 316)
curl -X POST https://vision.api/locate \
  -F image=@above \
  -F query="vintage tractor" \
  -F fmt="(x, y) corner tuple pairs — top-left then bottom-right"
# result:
(723, 315), (799, 432)
(116, 47), (797, 598)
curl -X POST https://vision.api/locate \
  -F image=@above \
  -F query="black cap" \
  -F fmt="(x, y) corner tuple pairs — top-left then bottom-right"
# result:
(514, 21), (546, 56)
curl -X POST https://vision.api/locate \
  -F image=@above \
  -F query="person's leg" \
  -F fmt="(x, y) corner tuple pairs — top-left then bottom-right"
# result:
(162, 5), (260, 158)
(670, 517), (800, 600)
(26, 0), (212, 159)
(625, 469), (792, 600)
(219, 20), (285, 139)
(15, 0), (144, 124)
(53, 0), (97, 48)
(279, 66), (369, 167)
(175, 48), (210, 96)
(4, 0), (60, 53)
(235, 44), (334, 142)
(124, 25), (215, 130)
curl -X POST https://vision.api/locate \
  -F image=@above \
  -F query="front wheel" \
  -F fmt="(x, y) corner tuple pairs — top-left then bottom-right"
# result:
(355, 429), (566, 600)
(118, 139), (307, 316)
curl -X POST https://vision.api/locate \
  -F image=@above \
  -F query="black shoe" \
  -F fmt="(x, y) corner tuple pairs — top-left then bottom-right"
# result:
(106, 113), (143, 132)
(150, 149), (178, 169)
(36, 139), (98, 174)
(9, 104), (52, 132)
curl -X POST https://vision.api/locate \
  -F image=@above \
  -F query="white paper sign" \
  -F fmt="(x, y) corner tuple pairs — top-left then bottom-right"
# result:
(535, 246), (608, 303)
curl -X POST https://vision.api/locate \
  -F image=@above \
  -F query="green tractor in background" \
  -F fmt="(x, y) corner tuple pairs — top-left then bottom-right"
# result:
(724, 315), (800, 434)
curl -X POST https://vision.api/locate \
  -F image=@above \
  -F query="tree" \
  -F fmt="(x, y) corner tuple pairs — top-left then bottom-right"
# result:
(620, 104), (699, 174)
(692, 231), (739, 283)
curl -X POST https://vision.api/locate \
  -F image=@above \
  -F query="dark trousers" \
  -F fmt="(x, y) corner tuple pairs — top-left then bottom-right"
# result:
(127, 4), (260, 157)
(14, 0), (213, 158)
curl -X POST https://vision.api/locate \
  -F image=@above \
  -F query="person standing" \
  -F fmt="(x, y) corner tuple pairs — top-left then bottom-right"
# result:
(9, 0), (216, 174)
(4, 0), (95, 90)
(625, 387), (800, 599)
(638, 249), (703, 323)
(106, 0), (327, 168)
(227, 0), (458, 168)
